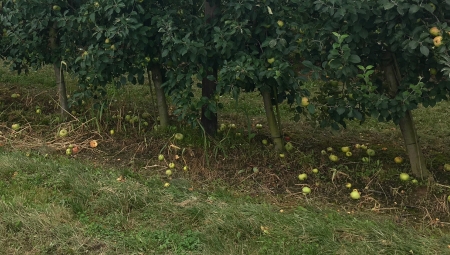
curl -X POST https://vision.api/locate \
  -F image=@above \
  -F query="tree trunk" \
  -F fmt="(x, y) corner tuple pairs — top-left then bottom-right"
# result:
(382, 52), (431, 180)
(49, 24), (69, 119)
(261, 89), (284, 152)
(150, 66), (169, 128)
(201, 0), (220, 137)
(53, 63), (69, 119)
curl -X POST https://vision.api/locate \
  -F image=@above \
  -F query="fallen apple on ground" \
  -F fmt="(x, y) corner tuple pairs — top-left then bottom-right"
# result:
(302, 186), (311, 194)
(165, 170), (172, 176)
(350, 189), (360, 200)
(59, 129), (68, 137)
(168, 163), (175, 169)
(11, 124), (20, 131)
(400, 173), (410, 181)
(341, 146), (350, 153)
(394, 156), (403, 164)
(158, 154), (164, 161)
(298, 173), (307, 181)
(312, 168), (319, 174)
(329, 154), (339, 162)
(174, 133), (184, 141)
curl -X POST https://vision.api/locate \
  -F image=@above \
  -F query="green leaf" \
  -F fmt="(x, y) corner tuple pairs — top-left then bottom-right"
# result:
(307, 104), (315, 114)
(409, 4), (420, 14)
(348, 55), (361, 64)
(420, 46), (429, 57)
(336, 106), (346, 115)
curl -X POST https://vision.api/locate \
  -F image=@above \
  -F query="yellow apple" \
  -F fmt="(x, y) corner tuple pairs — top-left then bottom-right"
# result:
(429, 27), (440, 37)
(433, 36), (443, 47)
(350, 189), (360, 200)
(301, 97), (309, 107)
(394, 156), (403, 164)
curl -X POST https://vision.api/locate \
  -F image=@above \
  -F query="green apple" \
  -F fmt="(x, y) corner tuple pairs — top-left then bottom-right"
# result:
(329, 154), (339, 162)
(158, 154), (164, 161)
(11, 93), (20, 98)
(345, 183), (352, 189)
(366, 149), (375, 156)
(279, 153), (285, 158)
(355, 144), (361, 149)
(52, 5), (61, 11)
(145, 57), (151, 62)
(341, 147), (350, 153)
(262, 139), (268, 145)
(360, 144), (367, 150)
(36, 108), (41, 114)
(168, 162), (175, 169)
(312, 168), (319, 174)
(350, 189), (360, 200)
(429, 68), (437, 76)
(267, 58), (275, 64)
(59, 129), (68, 137)
(165, 169), (172, 176)
(326, 147), (333, 152)
(256, 123), (263, 129)
(253, 167), (259, 173)
(302, 186), (311, 194)
(399, 173), (410, 181)
(110, 44), (116, 50)
(429, 3), (436, 12)
(361, 157), (369, 163)
(11, 124), (20, 131)
(411, 179), (418, 185)
(444, 164), (450, 171)
(164, 182), (170, 187)
(298, 173), (307, 181)
(66, 148), (72, 155)
(447, 195), (450, 202)
(321, 150), (327, 155)
(174, 133), (184, 141)
(277, 20), (284, 27)
(105, 38), (110, 44)
(229, 123), (236, 129)
(285, 142), (294, 152)
(183, 166), (188, 171)
(345, 151), (352, 157)
(94, 2), (100, 8)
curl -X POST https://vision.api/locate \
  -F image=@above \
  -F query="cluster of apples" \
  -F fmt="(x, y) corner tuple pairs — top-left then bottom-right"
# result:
(430, 26), (444, 48)
(160, 133), (189, 188)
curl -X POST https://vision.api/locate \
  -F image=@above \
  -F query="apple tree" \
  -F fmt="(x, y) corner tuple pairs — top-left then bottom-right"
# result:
(297, 0), (450, 179)
(0, 0), (86, 118)
(66, 0), (172, 128)
(159, 0), (308, 150)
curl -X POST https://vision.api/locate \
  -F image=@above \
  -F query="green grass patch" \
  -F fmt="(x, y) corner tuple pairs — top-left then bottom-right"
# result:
(0, 150), (449, 254)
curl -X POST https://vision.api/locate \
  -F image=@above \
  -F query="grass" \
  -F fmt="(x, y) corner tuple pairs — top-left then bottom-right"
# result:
(1, 149), (449, 254)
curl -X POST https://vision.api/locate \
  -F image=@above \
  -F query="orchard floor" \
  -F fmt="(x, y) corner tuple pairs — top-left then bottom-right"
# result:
(1, 66), (450, 254)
